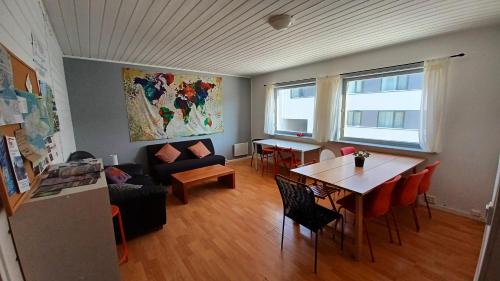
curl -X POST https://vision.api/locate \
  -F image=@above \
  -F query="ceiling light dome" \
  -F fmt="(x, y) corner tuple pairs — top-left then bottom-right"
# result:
(268, 14), (294, 30)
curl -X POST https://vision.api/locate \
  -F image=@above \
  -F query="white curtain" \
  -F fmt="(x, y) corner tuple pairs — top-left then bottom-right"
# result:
(263, 84), (275, 135)
(419, 58), (450, 152)
(312, 76), (342, 142)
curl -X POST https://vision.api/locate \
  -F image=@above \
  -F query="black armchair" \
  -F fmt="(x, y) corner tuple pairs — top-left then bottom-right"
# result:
(108, 163), (167, 240)
(66, 151), (96, 162)
(275, 175), (344, 273)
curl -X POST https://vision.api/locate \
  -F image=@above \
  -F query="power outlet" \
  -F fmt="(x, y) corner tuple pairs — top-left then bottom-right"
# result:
(471, 209), (482, 218)
(426, 195), (436, 205)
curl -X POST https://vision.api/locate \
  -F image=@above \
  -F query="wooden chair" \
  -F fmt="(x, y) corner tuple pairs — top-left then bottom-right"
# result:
(392, 169), (429, 234)
(297, 159), (340, 211)
(274, 147), (301, 176)
(275, 175), (344, 273)
(337, 175), (402, 262)
(340, 146), (356, 156)
(418, 161), (440, 219)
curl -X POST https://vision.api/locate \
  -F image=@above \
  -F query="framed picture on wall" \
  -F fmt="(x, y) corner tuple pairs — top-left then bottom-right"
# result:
(5, 136), (30, 193)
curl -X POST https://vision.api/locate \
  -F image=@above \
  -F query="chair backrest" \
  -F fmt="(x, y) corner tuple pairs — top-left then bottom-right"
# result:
(275, 147), (297, 169)
(252, 138), (264, 154)
(393, 169), (428, 207)
(366, 175), (401, 217)
(340, 146), (356, 156)
(418, 160), (440, 194)
(67, 151), (96, 162)
(319, 149), (335, 162)
(275, 175), (315, 218)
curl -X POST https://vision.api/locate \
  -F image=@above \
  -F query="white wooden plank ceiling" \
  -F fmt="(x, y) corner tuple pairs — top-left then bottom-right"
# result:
(42, 0), (500, 76)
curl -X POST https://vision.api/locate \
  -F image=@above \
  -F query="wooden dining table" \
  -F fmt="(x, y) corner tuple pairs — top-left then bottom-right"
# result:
(290, 152), (425, 261)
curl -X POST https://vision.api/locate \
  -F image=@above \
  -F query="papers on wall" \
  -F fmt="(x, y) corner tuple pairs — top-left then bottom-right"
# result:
(15, 90), (50, 163)
(25, 74), (33, 93)
(39, 81), (60, 134)
(15, 128), (46, 163)
(31, 32), (48, 76)
(0, 45), (23, 126)
(5, 136), (30, 193)
(0, 137), (18, 196)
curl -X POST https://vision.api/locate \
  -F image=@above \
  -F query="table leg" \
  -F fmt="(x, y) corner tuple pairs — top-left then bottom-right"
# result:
(172, 179), (188, 204)
(218, 173), (235, 189)
(354, 194), (363, 260)
(301, 151), (305, 164)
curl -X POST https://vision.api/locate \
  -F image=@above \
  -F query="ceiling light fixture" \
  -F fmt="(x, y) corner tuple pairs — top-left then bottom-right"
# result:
(268, 14), (294, 30)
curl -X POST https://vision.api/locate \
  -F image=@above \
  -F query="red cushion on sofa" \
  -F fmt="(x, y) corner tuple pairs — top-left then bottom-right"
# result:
(155, 143), (181, 163)
(105, 167), (131, 184)
(188, 141), (211, 158)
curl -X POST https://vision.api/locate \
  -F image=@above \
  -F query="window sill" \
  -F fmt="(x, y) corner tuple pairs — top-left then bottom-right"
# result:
(332, 139), (436, 155)
(270, 133), (317, 144)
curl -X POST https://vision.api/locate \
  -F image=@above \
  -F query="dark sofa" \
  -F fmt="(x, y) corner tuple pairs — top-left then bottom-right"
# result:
(146, 138), (226, 185)
(107, 163), (167, 240)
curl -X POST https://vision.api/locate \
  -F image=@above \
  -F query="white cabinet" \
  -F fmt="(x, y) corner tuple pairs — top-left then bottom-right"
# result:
(8, 170), (120, 281)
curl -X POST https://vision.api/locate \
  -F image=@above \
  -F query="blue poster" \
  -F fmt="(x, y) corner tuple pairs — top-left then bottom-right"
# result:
(0, 137), (17, 196)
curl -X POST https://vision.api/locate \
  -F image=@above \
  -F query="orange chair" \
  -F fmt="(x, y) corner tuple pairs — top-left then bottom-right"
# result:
(274, 147), (301, 176)
(392, 169), (428, 235)
(340, 146), (356, 156)
(418, 161), (440, 219)
(337, 175), (402, 262)
(111, 205), (128, 265)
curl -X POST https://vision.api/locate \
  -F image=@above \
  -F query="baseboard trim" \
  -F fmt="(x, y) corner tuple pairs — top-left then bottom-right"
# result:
(420, 201), (485, 222)
(226, 156), (251, 164)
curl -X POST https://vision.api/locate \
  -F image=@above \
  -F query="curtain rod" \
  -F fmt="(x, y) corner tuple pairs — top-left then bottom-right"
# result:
(264, 53), (465, 86)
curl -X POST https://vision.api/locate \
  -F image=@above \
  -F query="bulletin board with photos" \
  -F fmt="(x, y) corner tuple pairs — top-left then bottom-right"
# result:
(0, 43), (59, 216)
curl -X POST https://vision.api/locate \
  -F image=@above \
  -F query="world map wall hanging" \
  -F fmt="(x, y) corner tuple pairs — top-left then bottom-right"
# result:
(122, 68), (223, 142)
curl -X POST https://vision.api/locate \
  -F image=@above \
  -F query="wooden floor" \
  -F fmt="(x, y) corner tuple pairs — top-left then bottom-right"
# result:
(119, 159), (484, 281)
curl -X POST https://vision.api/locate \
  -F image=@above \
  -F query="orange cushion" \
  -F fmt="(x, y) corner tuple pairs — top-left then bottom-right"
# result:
(188, 141), (211, 158)
(155, 144), (181, 163)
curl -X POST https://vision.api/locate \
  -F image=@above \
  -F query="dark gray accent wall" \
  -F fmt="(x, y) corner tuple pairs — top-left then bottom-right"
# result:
(64, 58), (251, 167)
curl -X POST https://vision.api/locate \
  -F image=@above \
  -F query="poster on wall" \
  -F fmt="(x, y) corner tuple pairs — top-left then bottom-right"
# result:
(40, 81), (60, 134)
(0, 137), (18, 196)
(122, 68), (224, 142)
(5, 136), (30, 193)
(31, 32), (48, 76)
(0, 44), (23, 126)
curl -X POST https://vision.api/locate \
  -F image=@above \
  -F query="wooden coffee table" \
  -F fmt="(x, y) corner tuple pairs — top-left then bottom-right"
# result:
(171, 164), (235, 204)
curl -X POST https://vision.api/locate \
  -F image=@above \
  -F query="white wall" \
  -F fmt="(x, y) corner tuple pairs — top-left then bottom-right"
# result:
(251, 25), (500, 218)
(0, 0), (76, 280)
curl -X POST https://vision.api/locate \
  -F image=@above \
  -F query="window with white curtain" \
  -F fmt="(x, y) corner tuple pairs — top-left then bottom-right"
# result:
(341, 64), (424, 148)
(275, 82), (316, 137)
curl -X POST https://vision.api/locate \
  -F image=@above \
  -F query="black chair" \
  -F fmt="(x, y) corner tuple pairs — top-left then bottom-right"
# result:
(250, 138), (274, 174)
(275, 175), (344, 273)
(67, 151), (96, 162)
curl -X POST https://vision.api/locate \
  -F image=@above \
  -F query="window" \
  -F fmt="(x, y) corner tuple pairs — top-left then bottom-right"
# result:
(275, 83), (316, 136)
(347, 111), (362, 126)
(341, 64), (423, 147)
(377, 111), (405, 128)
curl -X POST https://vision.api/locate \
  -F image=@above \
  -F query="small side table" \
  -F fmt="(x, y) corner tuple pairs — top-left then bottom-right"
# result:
(111, 205), (128, 264)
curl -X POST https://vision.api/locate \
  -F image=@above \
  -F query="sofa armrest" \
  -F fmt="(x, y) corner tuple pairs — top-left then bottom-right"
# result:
(113, 163), (144, 176)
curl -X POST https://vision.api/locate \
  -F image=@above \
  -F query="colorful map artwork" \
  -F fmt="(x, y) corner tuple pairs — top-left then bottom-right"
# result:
(122, 68), (223, 141)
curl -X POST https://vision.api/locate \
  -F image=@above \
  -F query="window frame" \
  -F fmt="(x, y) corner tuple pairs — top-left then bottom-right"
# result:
(339, 65), (423, 149)
(274, 81), (316, 137)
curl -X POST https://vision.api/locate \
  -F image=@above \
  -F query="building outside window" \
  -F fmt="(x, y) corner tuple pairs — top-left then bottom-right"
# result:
(275, 83), (316, 136)
(341, 64), (423, 147)
(347, 111), (362, 126)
